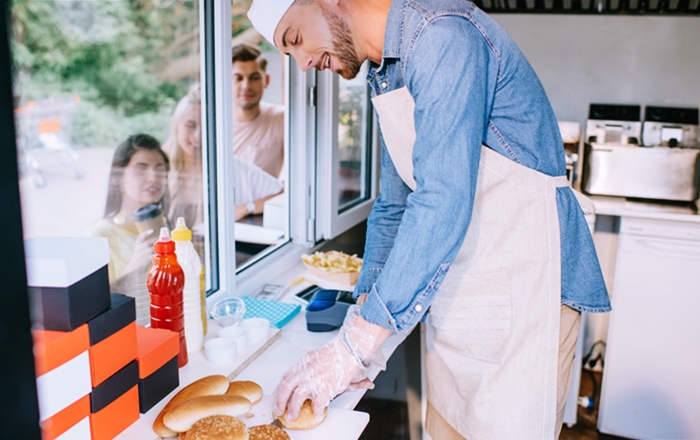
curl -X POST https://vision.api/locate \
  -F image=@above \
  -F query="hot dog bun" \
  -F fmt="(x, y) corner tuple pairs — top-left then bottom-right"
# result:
(163, 395), (251, 433)
(275, 399), (327, 430)
(225, 380), (263, 405)
(153, 375), (230, 438)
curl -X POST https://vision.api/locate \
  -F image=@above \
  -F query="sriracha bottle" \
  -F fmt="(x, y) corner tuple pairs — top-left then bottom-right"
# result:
(147, 227), (188, 367)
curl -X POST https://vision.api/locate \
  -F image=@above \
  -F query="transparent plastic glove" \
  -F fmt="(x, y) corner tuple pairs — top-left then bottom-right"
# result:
(273, 308), (391, 421)
(342, 305), (387, 372)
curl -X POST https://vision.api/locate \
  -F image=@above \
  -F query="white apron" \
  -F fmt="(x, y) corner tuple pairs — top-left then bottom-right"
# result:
(372, 86), (568, 440)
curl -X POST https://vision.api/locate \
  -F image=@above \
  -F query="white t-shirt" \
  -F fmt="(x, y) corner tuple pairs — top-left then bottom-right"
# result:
(233, 101), (284, 178)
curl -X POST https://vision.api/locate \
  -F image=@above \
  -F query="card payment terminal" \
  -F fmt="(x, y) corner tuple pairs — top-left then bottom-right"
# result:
(301, 288), (355, 332)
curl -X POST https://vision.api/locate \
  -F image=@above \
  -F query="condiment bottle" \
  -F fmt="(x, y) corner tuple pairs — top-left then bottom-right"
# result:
(147, 227), (188, 367)
(171, 217), (205, 353)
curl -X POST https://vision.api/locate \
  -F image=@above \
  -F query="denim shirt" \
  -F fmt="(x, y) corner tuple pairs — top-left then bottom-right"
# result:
(353, 0), (611, 333)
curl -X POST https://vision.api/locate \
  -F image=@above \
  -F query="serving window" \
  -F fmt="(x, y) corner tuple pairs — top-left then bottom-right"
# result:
(12, 0), (379, 301)
(12, 0), (209, 324)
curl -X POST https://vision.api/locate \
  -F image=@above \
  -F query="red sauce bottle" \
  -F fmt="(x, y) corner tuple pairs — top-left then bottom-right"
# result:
(147, 227), (188, 367)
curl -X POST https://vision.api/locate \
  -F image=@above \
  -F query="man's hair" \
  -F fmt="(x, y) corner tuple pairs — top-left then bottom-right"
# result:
(232, 44), (268, 71)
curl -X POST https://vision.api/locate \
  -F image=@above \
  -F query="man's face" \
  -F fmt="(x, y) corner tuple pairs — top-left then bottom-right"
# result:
(273, 2), (362, 80)
(232, 59), (269, 111)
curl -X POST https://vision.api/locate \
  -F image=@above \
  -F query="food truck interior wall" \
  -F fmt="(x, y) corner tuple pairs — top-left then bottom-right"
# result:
(495, 14), (700, 123)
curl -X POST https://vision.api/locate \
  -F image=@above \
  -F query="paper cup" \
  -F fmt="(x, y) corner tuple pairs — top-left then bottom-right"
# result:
(133, 203), (167, 237)
(204, 338), (237, 364)
(240, 318), (270, 344)
(217, 326), (248, 352)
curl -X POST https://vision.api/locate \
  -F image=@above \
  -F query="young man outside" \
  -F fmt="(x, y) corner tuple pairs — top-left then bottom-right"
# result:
(231, 44), (284, 219)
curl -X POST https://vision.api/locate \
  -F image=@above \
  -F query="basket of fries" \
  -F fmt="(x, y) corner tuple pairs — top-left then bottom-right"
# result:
(301, 251), (363, 285)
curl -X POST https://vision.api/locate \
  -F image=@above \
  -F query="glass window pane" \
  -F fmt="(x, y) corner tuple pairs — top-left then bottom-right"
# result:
(12, 0), (205, 326)
(230, 12), (289, 268)
(337, 63), (371, 212)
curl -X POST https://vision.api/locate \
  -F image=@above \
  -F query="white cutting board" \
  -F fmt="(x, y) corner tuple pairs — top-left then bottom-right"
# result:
(244, 395), (369, 440)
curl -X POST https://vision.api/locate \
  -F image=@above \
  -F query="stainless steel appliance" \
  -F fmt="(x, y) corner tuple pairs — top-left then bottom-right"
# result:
(582, 104), (700, 202)
(642, 106), (699, 148)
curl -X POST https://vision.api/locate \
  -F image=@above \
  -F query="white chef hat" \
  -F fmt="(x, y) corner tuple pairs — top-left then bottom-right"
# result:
(247, 0), (295, 47)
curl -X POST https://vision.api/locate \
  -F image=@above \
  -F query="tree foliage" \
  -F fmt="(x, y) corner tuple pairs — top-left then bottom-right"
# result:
(11, 0), (200, 116)
(10, 0), (271, 148)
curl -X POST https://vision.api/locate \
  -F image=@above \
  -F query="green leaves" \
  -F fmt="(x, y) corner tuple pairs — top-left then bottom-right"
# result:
(11, 0), (199, 112)
(11, 0), (204, 147)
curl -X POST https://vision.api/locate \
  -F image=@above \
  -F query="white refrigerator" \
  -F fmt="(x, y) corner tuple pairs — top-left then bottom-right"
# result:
(598, 216), (700, 439)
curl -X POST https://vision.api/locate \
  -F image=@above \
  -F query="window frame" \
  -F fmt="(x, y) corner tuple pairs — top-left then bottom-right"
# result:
(207, 0), (324, 301)
(207, 5), (379, 302)
(203, 0), (228, 296)
(315, 70), (379, 242)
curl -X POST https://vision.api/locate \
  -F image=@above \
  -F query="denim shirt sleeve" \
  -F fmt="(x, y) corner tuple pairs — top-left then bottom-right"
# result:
(353, 135), (412, 299)
(359, 16), (494, 333)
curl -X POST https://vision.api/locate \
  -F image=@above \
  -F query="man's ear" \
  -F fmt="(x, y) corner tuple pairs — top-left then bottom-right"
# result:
(265, 74), (270, 88)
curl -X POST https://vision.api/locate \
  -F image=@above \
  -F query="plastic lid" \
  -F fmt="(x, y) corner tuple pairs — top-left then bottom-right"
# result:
(153, 227), (175, 254)
(133, 203), (163, 221)
(171, 217), (192, 242)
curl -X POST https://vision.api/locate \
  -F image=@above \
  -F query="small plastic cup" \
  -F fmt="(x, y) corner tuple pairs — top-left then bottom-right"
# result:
(210, 297), (246, 327)
(217, 326), (248, 352)
(240, 318), (270, 344)
(204, 338), (237, 364)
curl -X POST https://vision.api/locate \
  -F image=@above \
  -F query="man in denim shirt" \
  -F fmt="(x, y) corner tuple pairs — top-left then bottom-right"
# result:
(249, 0), (610, 438)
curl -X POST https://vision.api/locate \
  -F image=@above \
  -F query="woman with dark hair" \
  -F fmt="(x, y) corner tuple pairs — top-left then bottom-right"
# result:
(86, 133), (169, 325)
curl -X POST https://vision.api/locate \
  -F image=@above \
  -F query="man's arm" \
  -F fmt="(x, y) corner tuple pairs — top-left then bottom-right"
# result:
(360, 16), (495, 333)
(353, 136), (412, 299)
(234, 190), (284, 220)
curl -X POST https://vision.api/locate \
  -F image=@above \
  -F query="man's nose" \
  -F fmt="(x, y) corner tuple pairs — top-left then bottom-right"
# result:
(291, 50), (314, 72)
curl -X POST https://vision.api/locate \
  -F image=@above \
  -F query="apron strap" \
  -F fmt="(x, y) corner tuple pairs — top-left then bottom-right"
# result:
(553, 175), (570, 188)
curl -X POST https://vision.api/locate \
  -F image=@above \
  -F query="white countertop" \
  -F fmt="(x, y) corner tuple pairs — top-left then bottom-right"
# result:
(117, 265), (406, 440)
(590, 195), (700, 223)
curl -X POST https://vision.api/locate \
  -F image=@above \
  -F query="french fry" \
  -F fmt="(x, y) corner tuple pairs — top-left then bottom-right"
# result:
(301, 251), (363, 273)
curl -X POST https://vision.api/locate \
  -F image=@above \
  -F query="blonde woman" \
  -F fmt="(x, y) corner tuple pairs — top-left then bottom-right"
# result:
(162, 84), (205, 257)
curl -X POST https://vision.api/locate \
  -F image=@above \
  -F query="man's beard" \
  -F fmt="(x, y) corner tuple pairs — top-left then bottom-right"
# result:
(322, 9), (362, 80)
(236, 93), (261, 112)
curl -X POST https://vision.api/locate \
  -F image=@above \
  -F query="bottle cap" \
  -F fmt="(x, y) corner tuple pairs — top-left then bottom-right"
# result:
(171, 217), (192, 242)
(153, 227), (175, 254)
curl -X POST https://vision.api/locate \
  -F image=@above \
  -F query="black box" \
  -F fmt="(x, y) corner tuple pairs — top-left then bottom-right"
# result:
(90, 360), (139, 413)
(138, 356), (179, 414)
(29, 265), (111, 332)
(88, 293), (136, 346)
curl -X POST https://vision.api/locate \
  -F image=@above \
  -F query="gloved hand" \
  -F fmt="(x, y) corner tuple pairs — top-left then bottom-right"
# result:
(273, 305), (391, 421)
(340, 305), (388, 372)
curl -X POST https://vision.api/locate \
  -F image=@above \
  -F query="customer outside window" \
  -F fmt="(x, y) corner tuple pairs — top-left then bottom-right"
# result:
(231, 44), (285, 220)
(163, 84), (205, 257)
(85, 134), (169, 326)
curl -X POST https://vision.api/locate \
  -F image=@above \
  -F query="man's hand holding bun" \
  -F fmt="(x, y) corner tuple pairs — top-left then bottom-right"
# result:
(273, 305), (391, 423)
